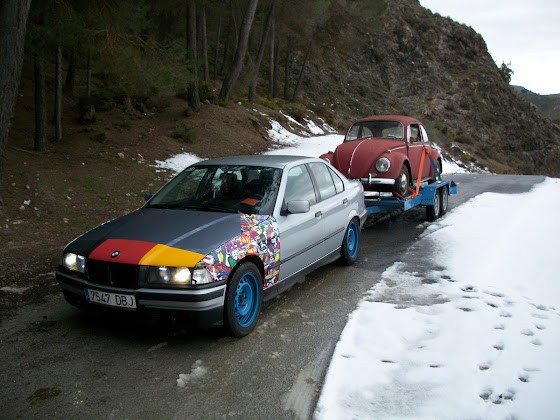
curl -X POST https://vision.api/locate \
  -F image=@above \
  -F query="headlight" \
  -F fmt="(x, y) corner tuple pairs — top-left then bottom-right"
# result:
(147, 266), (192, 285)
(63, 253), (86, 273)
(146, 262), (214, 287)
(375, 157), (391, 173)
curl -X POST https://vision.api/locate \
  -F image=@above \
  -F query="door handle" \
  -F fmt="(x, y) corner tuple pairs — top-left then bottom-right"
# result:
(315, 211), (322, 218)
(343, 198), (348, 205)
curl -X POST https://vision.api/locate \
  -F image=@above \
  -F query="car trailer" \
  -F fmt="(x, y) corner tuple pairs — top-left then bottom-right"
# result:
(364, 149), (457, 221)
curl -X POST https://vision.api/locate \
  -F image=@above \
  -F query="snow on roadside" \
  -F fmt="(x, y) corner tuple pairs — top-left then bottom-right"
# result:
(315, 177), (560, 419)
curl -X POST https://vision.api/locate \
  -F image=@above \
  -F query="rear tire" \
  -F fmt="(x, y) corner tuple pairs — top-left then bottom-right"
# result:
(224, 262), (262, 337)
(426, 188), (442, 221)
(341, 218), (360, 265)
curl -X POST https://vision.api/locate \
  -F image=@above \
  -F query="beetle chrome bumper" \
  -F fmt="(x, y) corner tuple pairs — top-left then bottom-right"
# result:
(357, 176), (395, 186)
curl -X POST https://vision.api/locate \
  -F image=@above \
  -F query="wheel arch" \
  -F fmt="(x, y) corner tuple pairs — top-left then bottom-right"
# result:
(228, 255), (265, 286)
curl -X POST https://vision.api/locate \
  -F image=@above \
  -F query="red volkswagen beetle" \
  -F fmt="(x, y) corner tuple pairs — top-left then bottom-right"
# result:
(320, 115), (442, 197)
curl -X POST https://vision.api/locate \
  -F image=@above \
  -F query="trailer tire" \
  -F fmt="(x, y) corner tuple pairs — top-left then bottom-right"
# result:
(440, 186), (448, 216)
(426, 188), (442, 221)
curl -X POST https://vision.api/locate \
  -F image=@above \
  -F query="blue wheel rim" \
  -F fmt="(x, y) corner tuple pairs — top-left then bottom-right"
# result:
(235, 272), (260, 328)
(347, 222), (359, 259)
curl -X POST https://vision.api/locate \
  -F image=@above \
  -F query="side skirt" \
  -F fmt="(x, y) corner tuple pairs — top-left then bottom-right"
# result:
(262, 248), (341, 302)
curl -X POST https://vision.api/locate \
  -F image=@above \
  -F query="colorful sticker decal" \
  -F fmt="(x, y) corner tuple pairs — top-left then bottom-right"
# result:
(202, 214), (280, 289)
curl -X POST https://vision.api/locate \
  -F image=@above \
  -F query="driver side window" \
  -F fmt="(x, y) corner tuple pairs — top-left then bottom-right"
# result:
(284, 165), (317, 205)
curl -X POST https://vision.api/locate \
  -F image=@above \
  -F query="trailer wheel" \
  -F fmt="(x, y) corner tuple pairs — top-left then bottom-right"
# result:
(393, 166), (410, 197)
(426, 188), (442, 221)
(440, 186), (448, 216)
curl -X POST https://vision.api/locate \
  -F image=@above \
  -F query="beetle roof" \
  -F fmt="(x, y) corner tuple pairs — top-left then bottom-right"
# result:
(351, 115), (423, 126)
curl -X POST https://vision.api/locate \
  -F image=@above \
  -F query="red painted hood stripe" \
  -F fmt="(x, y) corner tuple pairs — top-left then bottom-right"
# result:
(89, 239), (157, 264)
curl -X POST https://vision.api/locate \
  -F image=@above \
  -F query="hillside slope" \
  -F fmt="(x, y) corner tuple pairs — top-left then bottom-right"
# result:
(513, 86), (560, 123)
(295, 0), (560, 175)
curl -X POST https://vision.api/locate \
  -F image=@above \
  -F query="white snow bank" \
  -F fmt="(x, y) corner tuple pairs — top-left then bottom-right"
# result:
(315, 177), (560, 419)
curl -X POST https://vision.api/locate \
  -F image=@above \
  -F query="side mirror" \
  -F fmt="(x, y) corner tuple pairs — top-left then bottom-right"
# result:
(144, 192), (153, 202)
(286, 200), (310, 214)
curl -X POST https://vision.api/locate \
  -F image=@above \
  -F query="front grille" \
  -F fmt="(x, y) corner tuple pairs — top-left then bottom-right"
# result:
(87, 260), (140, 289)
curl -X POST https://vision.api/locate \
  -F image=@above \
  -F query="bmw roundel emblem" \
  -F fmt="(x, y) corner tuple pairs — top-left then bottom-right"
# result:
(111, 251), (120, 258)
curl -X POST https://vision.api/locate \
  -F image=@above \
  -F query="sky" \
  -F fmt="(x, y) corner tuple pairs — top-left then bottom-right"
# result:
(159, 112), (560, 417)
(420, 0), (560, 95)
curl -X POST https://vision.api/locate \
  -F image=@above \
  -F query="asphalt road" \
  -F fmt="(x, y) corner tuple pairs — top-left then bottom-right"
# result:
(0, 174), (546, 420)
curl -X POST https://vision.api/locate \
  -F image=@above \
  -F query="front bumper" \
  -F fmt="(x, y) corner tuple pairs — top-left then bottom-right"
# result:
(357, 176), (395, 186)
(56, 270), (225, 327)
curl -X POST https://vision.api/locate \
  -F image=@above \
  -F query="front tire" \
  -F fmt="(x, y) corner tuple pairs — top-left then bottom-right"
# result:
(393, 166), (410, 197)
(224, 262), (262, 337)
(341, 218), (360, 265)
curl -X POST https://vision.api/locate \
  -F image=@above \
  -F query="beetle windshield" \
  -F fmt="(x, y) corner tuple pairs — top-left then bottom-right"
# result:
(147, 165), (282, 215)
(346, 121), (404, 141)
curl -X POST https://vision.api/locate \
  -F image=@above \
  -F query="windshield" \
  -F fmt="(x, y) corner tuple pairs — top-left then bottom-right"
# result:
(346, 121), (404, 141)
(147, 165), (282, 215)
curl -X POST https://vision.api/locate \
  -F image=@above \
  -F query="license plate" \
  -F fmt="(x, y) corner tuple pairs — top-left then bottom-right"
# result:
(85, 288), (137, 309)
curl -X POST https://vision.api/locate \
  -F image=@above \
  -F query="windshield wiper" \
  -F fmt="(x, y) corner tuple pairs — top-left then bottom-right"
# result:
(147, 203), (181, 209)
(183, 204), (239, 214)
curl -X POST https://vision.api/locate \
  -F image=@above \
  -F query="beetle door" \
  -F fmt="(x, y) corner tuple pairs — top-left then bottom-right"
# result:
(407, 124), (432, 179)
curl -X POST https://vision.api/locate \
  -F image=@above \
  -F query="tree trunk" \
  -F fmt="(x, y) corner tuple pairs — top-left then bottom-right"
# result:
(219, 0), (259, 102)
(34, 51), (47, 152)
(187, 2), (200, 111)
(213, 16), (221, 80)
(0, 0), (32, 211)
(283, 44), (291, 101)
(64, 53), (76, 94)
(86, 51), (92, 97)
(268, 10), (275, 99)
(199, 5), (209, 83)
(54, 44), (63, 142)
(248, 0), (275, 104)
(292, 49), (310, 102)
(272, 39), (279, 98)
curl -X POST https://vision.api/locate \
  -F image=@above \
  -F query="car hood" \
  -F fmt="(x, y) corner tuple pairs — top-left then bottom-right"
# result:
(65, 208), (247, 267)
(334, 139), (406, 178)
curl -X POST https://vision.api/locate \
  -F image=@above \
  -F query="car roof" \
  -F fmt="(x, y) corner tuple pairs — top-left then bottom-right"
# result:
(192, 154), (319, 169)
(352, 115), (423, 126)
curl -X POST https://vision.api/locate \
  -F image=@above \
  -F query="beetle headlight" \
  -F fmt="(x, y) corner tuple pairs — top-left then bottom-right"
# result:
(375, 157), (391, 173)
(147, 266), (192, 285)
(63, 253), (86, 273)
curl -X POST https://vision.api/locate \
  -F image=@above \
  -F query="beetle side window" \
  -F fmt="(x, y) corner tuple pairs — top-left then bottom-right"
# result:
(420, 125), (430, 145)
(284, 165), (317, 205)
(309, 162), (337, 201)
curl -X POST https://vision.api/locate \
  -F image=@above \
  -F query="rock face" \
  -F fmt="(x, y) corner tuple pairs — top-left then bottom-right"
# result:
(296, 0), (560, 175)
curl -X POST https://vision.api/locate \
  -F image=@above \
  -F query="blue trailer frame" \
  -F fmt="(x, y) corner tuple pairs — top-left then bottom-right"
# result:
(365, 180), (457, 215)
(364, 147), (457, 218)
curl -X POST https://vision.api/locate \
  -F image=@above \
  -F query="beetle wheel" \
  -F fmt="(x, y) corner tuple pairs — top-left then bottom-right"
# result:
(393, 166), (410, 197)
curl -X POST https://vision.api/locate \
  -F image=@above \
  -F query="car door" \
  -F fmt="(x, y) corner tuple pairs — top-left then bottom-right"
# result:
(307, 162), (349, 255)
(275, 164), (325, 282)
